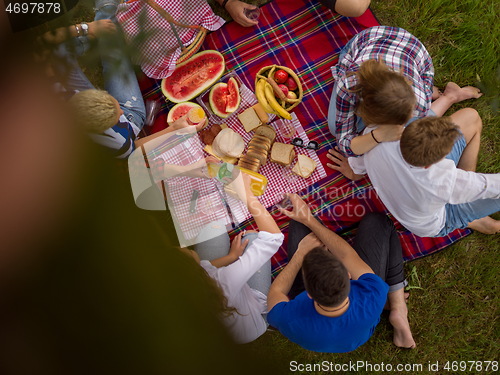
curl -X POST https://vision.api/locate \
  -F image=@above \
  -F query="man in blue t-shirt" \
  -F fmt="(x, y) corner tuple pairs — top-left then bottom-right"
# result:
(267, 194), (416, 352)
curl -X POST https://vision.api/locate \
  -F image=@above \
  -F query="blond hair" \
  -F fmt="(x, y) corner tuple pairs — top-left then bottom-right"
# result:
(69, 89), (119, 133)
(351, 59), (416, 126)
(400, 116), (460, 167)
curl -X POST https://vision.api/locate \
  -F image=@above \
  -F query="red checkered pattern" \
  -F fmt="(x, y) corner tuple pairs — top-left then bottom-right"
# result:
(116, 0), (225, 79)
(198, 81), (327, 209)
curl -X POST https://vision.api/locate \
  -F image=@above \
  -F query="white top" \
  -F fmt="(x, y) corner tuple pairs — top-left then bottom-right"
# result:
(349, 133), (500, 237)
(200, 231), (284, 344)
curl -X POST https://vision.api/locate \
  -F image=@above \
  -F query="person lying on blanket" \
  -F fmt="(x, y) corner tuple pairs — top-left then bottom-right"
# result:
(329, 110), (500, 237)
(267, 194), (415, 352)
(41, 0), (145, 159)
(327, 26), (482, 158)
(182, 174), (284, 344)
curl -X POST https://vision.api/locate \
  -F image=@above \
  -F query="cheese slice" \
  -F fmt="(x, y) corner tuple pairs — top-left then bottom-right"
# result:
(204, 145), (238, 164)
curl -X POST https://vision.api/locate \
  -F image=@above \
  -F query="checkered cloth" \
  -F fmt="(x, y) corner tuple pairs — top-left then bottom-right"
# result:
(197, 80), (327, 209)
(135, 0), (471, 273)
(116, 0), (225, 79)
(154, 80), (326, 245)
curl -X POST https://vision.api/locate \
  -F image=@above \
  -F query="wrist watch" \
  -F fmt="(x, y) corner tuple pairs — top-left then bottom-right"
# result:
(80, 23), (89, 36)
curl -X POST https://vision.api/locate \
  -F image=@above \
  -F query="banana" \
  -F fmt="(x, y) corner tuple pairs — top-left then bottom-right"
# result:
(255, 79), (275, 114)
(264, 82), (292, 120)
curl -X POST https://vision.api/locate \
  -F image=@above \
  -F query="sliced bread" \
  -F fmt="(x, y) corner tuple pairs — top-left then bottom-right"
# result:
(238, 107), (262, 132)
(270, 142), (295, 166)
(292, 154), (317, 178)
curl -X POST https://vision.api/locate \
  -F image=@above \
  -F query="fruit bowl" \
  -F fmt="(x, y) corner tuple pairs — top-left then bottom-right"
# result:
(255, 65), (303, 111)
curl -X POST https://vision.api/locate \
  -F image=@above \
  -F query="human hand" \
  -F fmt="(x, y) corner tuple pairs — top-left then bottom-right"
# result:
(228, 232), (249, 260)
(371, 125), (404, 143)
(88, 20), (116, 38)
(297, 233), (324, 254)
(168, 115), (206, 133)
(225, 0), (259, 27)
(326, 147), (364, 180)
(277, 193), (313, 225)
(224, 169), (255, 205)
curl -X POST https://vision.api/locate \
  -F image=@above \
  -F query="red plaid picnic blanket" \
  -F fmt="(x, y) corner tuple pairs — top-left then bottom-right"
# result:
(136, 0), (471, 274)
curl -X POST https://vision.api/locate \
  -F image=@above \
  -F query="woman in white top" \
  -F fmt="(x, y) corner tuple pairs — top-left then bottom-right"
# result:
(183, 174), (284, 344)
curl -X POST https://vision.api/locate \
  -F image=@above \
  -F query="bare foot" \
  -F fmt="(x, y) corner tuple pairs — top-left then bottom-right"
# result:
(389, 304), (416, 349)
(432, 86), (442, 100)
(468, 216), (500, 234)
(443, 82), (483, 103)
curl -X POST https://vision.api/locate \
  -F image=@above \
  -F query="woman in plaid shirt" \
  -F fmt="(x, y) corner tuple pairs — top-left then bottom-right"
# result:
(327, 26), (481, 161)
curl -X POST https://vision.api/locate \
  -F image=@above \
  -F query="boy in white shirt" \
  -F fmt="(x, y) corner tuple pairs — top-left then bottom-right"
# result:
(328, 109), (500, 237)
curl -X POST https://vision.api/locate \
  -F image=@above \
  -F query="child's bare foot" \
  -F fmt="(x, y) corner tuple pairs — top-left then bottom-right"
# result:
(389, 304), (416, 349)
(443, 82), (483, 104)
(432, 86), (442, 100)
(468, 216), (500, 234)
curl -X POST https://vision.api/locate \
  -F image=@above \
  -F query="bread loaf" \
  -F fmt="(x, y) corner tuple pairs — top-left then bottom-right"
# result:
(254, 125), (276, 143)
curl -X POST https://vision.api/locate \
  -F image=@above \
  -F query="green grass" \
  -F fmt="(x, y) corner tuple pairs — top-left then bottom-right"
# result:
(225, 0), (499, 372)
(76, 0), (498, 371)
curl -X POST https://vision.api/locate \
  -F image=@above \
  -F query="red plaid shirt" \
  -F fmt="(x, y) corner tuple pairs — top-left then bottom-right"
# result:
(331, 26), (434, 157)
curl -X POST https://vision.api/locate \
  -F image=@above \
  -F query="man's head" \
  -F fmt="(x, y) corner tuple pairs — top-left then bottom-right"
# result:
(354, 59), (416, 126)
(302, 248), (350, 307)
(401, 116), (460, 167)
(69, 89), (123, 133)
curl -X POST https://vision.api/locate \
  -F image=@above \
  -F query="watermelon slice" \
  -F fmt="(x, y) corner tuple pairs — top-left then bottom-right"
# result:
(167, 102), (204, 123)
(161, 50), (225, 103)
(226, 77), (241, 113)
(209, 82), (230, 118)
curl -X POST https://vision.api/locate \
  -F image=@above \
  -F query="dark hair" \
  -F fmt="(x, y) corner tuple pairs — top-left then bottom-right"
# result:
(400, 116), (460, 167)
(351, 59), (416, 126)
(302, 247), (350, 307)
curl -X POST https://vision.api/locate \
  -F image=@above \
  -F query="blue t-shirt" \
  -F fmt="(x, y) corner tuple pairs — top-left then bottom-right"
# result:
(267, 273), (389, 353)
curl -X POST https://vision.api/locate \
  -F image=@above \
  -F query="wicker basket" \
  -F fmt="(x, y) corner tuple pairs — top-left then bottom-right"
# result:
(255, 65), (303, 111)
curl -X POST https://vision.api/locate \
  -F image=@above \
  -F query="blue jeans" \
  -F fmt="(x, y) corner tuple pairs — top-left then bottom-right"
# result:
(437, 136), (500, 236)
(54, 0), (145, 128)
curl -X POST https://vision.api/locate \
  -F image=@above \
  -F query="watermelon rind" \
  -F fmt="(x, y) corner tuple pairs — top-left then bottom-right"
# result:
(209, 83), (231, 118)
(226, 77), (241, 113)
(161, 50), (225, 103)
(167, 102), (203, 123)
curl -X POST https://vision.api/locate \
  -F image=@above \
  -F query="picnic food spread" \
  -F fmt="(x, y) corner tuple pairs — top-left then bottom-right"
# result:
(160, 50), (318, 199)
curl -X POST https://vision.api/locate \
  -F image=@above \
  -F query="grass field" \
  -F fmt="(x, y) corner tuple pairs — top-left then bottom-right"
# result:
(208, 0), (500, 373)
(72, 0), (498, 372)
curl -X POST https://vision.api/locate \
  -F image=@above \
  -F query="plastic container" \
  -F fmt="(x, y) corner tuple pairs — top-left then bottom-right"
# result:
(206, 162), (268, 196)
(196, 72), (244, 121)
